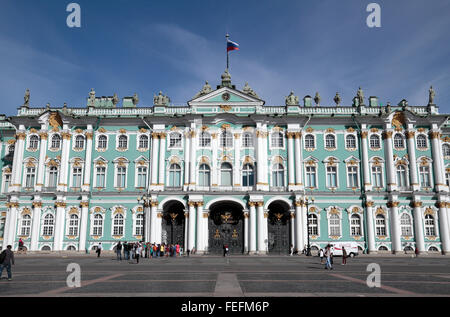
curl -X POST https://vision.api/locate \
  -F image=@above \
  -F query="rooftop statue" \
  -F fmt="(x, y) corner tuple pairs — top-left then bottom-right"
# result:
(333, 92), (341, 106)
(243, 82), (259, 98)
(221, 69), (232, 87)
(314, 92), (321, 106)
(429, 86), (435, 104)
(113, 93), (119, 106)
(24, 89), (30, 106)
(285, 91), (299, 106)
(89, 88), (96, 107)
(154, 91), (170, 106)
(357, 87), (364, 105)
(132, 93), (139, 106)
(193, 81), (212, 99)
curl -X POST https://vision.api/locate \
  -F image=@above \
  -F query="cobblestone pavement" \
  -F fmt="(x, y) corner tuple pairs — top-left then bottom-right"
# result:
(1, 253), (450, 297)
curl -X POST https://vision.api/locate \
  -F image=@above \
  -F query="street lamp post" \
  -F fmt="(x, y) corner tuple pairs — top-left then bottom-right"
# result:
(137, 193), (152, 242)
(304, 196), (315, 256)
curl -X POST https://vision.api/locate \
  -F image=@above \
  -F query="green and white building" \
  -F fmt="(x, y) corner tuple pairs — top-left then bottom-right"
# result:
(1, 70), (450, 255)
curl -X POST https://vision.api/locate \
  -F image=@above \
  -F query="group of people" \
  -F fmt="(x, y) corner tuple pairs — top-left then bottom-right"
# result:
(319, 244), (349, 270)
(113, 242), (184, 263)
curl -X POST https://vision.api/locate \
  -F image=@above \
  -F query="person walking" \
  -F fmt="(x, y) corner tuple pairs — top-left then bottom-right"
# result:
(135, 243), (142, 264)
(324, 246), (333, 270)
(18, 239), (25, 254)
(96, 243), (102, 257)
(123, 241), (128, 260)
(342, 246), (347, 265)
(319, 248), (324, 264)
(176, 244), (180, 257)
(0, 245), (15, 281)
(116, 241), (122, 261)
(289, 244), (294, 256)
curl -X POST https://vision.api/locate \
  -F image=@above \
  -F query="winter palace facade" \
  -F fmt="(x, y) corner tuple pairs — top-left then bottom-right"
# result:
(0, 70), (450, 255)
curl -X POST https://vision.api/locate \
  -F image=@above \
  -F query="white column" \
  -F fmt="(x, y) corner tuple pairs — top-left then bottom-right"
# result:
(302, 204), (308, 251)
(295, 201), (304, 253)
(184, 210), (189, 251)
(290, 212), (295, 250)
(257, 202), (267, 253)
(261, 130), (269, 189)
(249, 202), (257, 253)
(144, 205), (151, 243)
(389, 200), (402, 253)
(233, 133), (241, 188)
(5, 202), (19, 249)
(79, 199), (89, 252)
(82, 128), (93, 192)
(294, 133), (303, 189)
(189, 129), (197, 191)
(158, 133), (166, 190)
(196, 202), (205, 252)
(366, 201), (376, 253)
(430, 130), (446, 192)
(58, 129), (71, 192)
(413, 201), (425, 253)
(188, 201), (196, 251)
(256, 127), (269, 191)
(383, 129), (396, 192)
(11, 128), (26, 192)
(361, 130), (372, 191)
(150, 133), (159, 189)
(35, 129), (48, 192)
(406, 129), (419, 191)
(54, 200), (66, 251)
(30, 200), (42, 251)
(438, 201), (450, 254)
(244, 212), (249, 253)
(150, 202), (158, 243)
(183, 130), (190, 191)
(211, 133), (218, 189)
(287, 132), (295, 191)
(154, 208), (162, 245)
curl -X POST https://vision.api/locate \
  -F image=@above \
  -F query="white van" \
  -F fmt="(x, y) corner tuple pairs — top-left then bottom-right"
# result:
(329, 242), (359, 257)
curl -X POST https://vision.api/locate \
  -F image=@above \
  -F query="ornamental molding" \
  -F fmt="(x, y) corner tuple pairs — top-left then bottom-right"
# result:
(387, 201), (400, 208)
(424, 207), (435, 216)
(21, 207), (31, 216)
(91, 206), (106, 214)
(412, 201), (422, 208)
(375, 207), (386, 216)
(68, 207), (79, 215)
(32, 201), (43, 208)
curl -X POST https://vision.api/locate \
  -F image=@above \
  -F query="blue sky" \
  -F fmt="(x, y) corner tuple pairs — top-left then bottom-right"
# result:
(0, 0), (449, 116)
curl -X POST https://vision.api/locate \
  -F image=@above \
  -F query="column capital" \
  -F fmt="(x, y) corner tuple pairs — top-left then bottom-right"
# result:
(32, 201), (43, 208)
(16, 132), (26, 140)
(412, 201), (423, 208)
(55, 201), (66, 208)
(39, 132), (48, 140)
(406, 131), (415, 139)
(6, 202), (19, 208)
(365, 201), (374, 207)
(80, 201), (89, 208)
(387, 201), (400, 208)
(429, 131), (441, 139)
(382, 131), (393, 139)
(436, 201), (446, 208)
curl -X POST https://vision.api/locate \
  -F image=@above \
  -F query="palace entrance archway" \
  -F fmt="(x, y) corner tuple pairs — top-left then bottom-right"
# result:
(161, 201), (185, 247)
(208, 201), (244, 254)
(267, 201), (291, 255)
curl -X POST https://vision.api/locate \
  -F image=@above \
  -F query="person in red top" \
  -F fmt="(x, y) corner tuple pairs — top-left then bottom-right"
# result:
(176, 244), (180, 257)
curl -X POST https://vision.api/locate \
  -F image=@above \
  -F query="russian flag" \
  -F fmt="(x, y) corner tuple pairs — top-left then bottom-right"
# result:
(227, 39), (239, 52)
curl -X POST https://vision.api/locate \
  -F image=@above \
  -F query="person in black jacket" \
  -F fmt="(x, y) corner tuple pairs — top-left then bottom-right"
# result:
(0, 245), (15, 281)
(116, 242), (122, 261)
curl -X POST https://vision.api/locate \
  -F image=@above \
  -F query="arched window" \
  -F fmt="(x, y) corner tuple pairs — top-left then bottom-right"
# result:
(135, 214), (144, 236)
(199, 132), (211, 147)
(92, 214), (103, 236)
(350, 214), (362, 236)
(51, 134), (61, 149)
(272, 163), (285, 187)
(20, 214), (32, 236)
(113, 214), (124, 236)
(443, 144), (450, 157)
(394, 134), (404, 149)
(424, 214), (436, 236)
(396, 165), (408, 189)
(169, 133), (182, 148)
(242, 164), (255, 187)
(400, 214), (413, 236)
(139, 135), (149, 149)
(329, 214), (341, 236)
(416, 135), (427, 149)
(370, 135), (381, 149)
(198, 164), (210, 187)
(325, 134), (336, 149)
(98, 135), (107, 149)
(308, 214), (318, 235)
(375, 214), (386, 236)
(118, 135), (128, 149)
(75, 135), (85, 149)
(220, 131), (233, 147)
(29, 135), (39, 150)
(305, 134), (315, 149)
(43, 214), (54, 236)
(48, 166), (58, 188)
(242, 133), (253, 148)
(220, 162), (233, 186)
(346, 134), (356, 149)
(428, 246), (439, 252)
(68, 214), (79, 236)
(168, 163), (181, 187)
(271, 132), (284, 148)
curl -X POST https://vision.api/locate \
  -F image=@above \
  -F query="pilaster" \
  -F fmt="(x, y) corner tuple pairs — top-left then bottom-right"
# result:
(30, 199), (42, 251)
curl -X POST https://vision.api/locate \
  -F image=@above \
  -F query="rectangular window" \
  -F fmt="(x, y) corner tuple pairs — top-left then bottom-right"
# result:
(419, 166), (431, 188)
(137, 167), (147, 188)
(96, 167), (106, 188)
(117, 167), (126, 188)
(25, 167), (35, 188)
(326, 166), (337, 188)
(72, 167), (82, 188)
(347, 166), (358, 188)
(372, 166), (382, 188)
(3, 174), (11, 193)
(305, 166), (316, 188)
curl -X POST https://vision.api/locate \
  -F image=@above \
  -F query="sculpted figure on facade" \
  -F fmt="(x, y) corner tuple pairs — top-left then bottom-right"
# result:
(112, 93), (119, 107)
(357, 87), (364, 105)
(194, 81), (212, 99)
(24, 89), (30, 106)
(89, 88), (96, 107)
(314, 92), (321, 106)
(243, 82), (259, 99)
(132, 93), (139, 106)
(285, 91), (299, 106)
(333, 92), (341, 106)
(154, 91), (170, 106)
(429, 86), (435, 104)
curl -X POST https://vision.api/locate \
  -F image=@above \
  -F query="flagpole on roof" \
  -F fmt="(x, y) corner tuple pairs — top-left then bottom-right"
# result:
(226, 33), (230, 70)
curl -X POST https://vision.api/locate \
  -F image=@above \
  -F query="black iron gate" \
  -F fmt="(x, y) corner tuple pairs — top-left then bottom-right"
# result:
(208, 210), (244, 254)
(268, 212), (290, 254)
(162, 212), (185, 247)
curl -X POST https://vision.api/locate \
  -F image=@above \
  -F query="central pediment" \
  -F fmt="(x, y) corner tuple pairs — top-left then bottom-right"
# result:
(188, 87), (264, 107)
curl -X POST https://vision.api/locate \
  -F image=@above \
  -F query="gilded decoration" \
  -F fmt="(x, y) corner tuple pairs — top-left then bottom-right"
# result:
(170, 157), (181, 165)
(412, 201), (422, 208)
(234, 133), (240, 139)
(361, 131), (368, 139)
(139, 128), (147, 133)
(395, 159), (407, 167)
(310, 235), (318, 240)
(419, 157), (430, 166)
(243, 156), (253, 165)
(306, 160), (316, 166)
(427, 236), (437, 241)
(150, 201), (159, 207)
(417, 128), (426, 133)
(326, 128), (335, 133)
(329, 207), (339, 215)
(436, 202), (446, 209)
(392, 112), (405, 128)
(370, 128), (379, 133)
(26, 161), (36, 168)
(69, 207), (78, 215)
(220, 105), (232, 112)
(383, 131), (393, 139)
(375, 207), (385, 216)
(39, 132), (48, 140)
(330, 235), (340, 240)
(21, 208), (31, 216)
(61, 132), (71, 140)
(7, 139), (16, 145)
(256, 130), (268, 138)
(43, 235), (52, 240)
(305, 127), (314, 133)
(16, 132), (26, 140)
(264, 212), (269, 218)
(112, 235), (123, 240)
(377, 236), (387, 240)
(273, 156), (283, 164)
(157, 213), (163, 218)
(85, 132), (93, 140)
(221, 124), (231, 130)
(92, 236), (101, 240)
(55, 201), (66, 208)
(200, 156), (209, 164)
(211, 133), (218, 139)
(32, 201), (42, 208)
(29, 128), (38, 134)
(406, 131), (415, 139)
(75, 129), (83, 134)
(347, 127), (355, 133)
(49, 112), (63, 129)
(365, 201), (374, 208)
(119, 129), (127, 134)
(98, 127), (107, 133)
(351, 207), (362, 214)
(80, 201), (89, 208)
(387, 201), (400, 208)
(424, 207), (434, 216)
(137, 160), (147, 166)
(430, 131), (441, 139)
